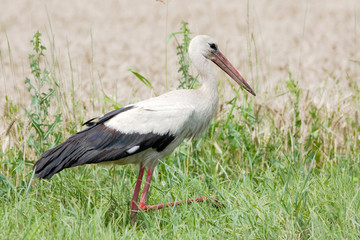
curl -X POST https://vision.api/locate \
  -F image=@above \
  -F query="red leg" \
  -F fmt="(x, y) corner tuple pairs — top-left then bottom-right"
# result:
(137, 168), (222, 211)
(131, 166), (223, 224)
(130, 165), (145, 224)
(138, 167), (154, 210)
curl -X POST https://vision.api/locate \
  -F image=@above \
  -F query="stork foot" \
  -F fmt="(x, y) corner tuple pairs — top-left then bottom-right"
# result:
(131, 196), (224, 224)
(130, 167), (225, 225)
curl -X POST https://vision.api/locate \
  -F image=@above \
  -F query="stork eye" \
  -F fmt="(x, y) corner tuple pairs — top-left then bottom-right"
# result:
(209, 43), (217, 51)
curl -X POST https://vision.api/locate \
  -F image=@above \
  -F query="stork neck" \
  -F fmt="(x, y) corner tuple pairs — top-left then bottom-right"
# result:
(196, 59), (218, 98)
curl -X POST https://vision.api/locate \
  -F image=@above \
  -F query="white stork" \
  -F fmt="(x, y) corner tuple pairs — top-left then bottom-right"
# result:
(33, 35), (256, 224)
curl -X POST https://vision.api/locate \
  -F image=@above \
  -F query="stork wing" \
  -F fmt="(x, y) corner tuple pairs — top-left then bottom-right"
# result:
(104, 102), (196, 136)
(33, 102), (195, 179)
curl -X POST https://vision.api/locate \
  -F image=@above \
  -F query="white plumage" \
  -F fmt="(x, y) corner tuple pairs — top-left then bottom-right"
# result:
(33, 35), (255, 223)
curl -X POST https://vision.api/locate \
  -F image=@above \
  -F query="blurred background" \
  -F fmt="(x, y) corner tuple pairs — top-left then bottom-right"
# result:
(0, 0), (359, 126)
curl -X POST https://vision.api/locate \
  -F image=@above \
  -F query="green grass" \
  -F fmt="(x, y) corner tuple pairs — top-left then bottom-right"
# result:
(1, 129), (360, 239)
(1, 24), (360, 239)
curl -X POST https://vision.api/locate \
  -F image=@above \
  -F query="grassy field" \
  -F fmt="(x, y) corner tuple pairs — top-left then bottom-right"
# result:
(1, 23), (360, 239)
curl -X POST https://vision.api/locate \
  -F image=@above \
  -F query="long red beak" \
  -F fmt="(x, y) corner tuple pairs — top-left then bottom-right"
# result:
(212, 51), (256, 96)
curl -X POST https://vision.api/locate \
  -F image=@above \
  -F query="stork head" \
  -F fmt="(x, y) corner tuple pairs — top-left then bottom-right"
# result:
(189, 35), (256, 96)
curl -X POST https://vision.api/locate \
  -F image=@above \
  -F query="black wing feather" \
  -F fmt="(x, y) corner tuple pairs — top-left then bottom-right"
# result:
(83, 105), (134, 127)
(33, 106), (175, 179)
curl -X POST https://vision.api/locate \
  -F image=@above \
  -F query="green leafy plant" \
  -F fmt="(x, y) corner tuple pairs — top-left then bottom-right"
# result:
(286, 72), (301, 141)
(128, 67), (154, 90)
(25, 31), (62, 157)
(169, 21), (198, 89)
